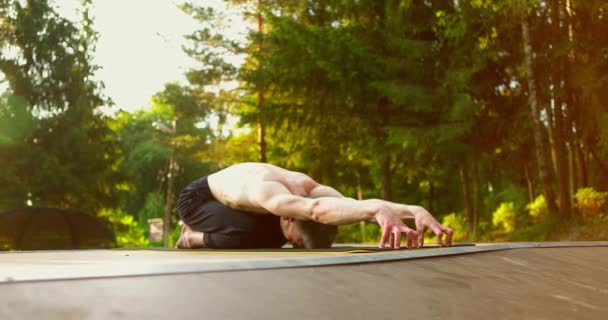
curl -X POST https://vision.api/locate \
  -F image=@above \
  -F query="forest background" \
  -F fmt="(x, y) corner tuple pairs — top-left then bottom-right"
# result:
(1, 0), (607, 247)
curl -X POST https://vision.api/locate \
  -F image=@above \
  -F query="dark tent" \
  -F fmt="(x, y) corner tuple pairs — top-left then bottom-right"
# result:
(0, 207), (116, 251)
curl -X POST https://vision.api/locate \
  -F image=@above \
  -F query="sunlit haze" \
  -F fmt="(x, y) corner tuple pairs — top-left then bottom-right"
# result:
(52, 0), (248, 113)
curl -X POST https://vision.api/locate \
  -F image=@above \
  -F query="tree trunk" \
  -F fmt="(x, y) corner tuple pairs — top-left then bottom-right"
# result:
(256, 0), (267, 163)
(257, 114), (266, 162)
(519, 0), (560, 217)
(544, 77), (558, 177)
(563, 0), (586, 192)
(471, 160), (481, 234)
(524, 162), (535, 203)
(567, 142), (575, 203)
(357, 173), (366, 243)
(575, 138), (588, 187)
(380, 155), (392, 201)
(565, 93), (580, 192)
(428, 181), (434, 215)
(163, 117), (178, 247)
(550, 0), (572, 219)
(459, 165), (474, 233)
(375, 99), (392, 201)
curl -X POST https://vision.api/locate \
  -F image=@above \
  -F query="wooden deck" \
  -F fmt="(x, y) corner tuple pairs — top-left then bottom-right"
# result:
(1, 242), (607, 319)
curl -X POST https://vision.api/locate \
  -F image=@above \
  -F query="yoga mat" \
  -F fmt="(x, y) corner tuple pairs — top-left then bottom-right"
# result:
(115, 242), (476, 254)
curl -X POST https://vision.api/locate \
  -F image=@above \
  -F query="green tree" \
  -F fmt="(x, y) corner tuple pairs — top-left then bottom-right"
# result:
(179, 0), (608, 241)
(112, 83), (217, 232)
(0, 0), (121, 212)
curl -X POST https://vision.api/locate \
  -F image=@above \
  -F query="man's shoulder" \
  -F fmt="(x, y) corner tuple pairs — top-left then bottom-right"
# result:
(210, 163), (273, 187)
(219, 162), (273, 173)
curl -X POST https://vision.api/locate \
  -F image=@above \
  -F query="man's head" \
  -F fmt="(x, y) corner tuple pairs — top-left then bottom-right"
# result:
(281, 217), (337, 249)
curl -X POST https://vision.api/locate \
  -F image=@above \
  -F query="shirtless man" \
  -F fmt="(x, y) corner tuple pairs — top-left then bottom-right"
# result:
(175, 162), (453, 249)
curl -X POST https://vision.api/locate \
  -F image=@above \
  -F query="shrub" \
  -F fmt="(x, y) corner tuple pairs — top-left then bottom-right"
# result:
(574, 188), (607, 217)
(441, 212), (468, 241)
(492, 202), (517, 232)
(442, 212), (467, 230)
(99, 209), (150, 247)
(137, 192), (165, 225)
(498, 184), (527, 209)
(526, 195), (548, 222)
(483, 183), (526, 220)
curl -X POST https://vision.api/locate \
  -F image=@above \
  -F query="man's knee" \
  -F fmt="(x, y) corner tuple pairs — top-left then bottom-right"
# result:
(177, 188), (198, 224)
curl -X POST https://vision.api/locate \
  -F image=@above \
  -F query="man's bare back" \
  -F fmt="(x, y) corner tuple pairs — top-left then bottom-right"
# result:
(207, 162), (319, 214)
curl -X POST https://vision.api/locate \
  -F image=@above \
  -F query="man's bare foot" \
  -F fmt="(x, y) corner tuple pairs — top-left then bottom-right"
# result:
(175, 224), (192, 249)
(175, 224), (205, 249)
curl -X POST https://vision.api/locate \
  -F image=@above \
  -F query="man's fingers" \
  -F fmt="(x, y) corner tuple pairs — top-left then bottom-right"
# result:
(442, 226), (454, 246)
(406, 233), (413, 249)
(411, 229), (419, 248)
(400, 226), (416, 249)
(417, 226), (426, 248)
(394, 231), (402, 249)
(436, 233), (444, 246)
(431, 225), (445, 246)
(380, 227), (390, 248)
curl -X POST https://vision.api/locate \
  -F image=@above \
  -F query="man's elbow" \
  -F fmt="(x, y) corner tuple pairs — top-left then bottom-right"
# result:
(260, 196), (283, 215)
(309, 199), (330, 223)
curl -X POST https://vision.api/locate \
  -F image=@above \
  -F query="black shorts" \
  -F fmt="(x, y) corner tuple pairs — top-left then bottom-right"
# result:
(176, 176), (286, 249)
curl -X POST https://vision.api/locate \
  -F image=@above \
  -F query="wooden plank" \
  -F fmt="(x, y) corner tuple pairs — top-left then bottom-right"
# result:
(1, 246), (607, 320)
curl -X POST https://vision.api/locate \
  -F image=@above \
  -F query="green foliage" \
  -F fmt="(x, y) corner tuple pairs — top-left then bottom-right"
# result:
(0, 93), (33, 146)
(2, 0), (608, 245)
(0, 0), (122, 212)
(178, 0), (608, 244)
(137, 192), (165, 225)
(335, 223), (382, 244)
(492, 202), (517, 233)
(151, 82), (210, 118)
(111, 83), (217, 232)
(441, 212), (468, 241)
(99, 209), (149, 247)
(497, 184), (527, 210)
(484, 183), (527, 221)
(168, 222), (185, 248)
(204, 131), (258, 167)
(526, 195), (548, 222)
(574, 188), (607, 217)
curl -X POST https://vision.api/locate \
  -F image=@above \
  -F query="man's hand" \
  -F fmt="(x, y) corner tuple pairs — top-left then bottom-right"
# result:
(375, 205), (419, 249)
(411, 206), (453, 247)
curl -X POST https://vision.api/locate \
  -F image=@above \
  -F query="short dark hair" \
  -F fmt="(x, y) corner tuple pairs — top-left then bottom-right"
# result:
(294, 220), (337, 249)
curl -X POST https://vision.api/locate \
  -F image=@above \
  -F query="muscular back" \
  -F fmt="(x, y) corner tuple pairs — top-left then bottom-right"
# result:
(207, 162), (318, 213)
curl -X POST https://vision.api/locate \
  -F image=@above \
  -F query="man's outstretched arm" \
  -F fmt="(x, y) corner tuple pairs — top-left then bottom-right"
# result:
(252, 181), (420, 248)
(253, 181), (453, 248)
(254, 181), (375, 223)
(308, 184), (453, 247)
(310, 184), (434, 224)
(309, 184), (345, 198)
